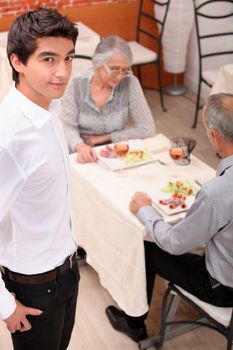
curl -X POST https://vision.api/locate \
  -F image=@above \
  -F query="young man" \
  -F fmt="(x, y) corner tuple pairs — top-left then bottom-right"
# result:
(106, 93), (233, 342)
(0, 8), (79, 350)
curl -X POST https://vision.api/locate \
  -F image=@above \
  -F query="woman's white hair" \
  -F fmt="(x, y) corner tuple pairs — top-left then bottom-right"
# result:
(92, 35), (133, 69)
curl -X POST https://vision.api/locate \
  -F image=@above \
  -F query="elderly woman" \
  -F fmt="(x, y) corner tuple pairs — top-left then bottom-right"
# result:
(60, 35), (156, 163)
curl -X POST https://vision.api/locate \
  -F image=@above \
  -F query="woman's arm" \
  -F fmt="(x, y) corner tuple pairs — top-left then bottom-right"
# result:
(81, 133), (111, 146)
(111, 75), (156, 142)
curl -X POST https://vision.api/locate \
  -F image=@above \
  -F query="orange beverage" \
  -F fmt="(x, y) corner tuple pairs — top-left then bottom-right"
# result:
(114, 143), (129, 156)
(169, 147), (185, 161)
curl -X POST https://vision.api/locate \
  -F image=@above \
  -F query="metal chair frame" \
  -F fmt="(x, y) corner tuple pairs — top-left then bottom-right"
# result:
(138, 286), (206, 350)
(132, 0), (171, 112)
(192, 0), (233, 128)
(157, 283), (233, 350)
(73, 54), (93, 60)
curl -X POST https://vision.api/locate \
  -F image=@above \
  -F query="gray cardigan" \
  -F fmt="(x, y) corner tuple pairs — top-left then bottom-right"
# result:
(59, 69), (156, 152)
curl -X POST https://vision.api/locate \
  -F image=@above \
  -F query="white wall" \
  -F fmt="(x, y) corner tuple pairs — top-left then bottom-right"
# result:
(185, 0), (233, 100)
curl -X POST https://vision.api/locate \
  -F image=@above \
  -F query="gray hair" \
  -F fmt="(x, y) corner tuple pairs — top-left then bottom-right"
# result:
(92, 35), (133, 69)
(204, 93), (233, 143)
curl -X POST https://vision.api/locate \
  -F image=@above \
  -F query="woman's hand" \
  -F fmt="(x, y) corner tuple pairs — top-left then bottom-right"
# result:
(75, 143), (97, 163)
(129, 192), (152, 215)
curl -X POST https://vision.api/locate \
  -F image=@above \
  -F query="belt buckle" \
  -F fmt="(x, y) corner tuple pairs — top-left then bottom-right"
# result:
(69, 254), (73, 269)
(209, 274), (221, 289)
(68, 250), (78, 269)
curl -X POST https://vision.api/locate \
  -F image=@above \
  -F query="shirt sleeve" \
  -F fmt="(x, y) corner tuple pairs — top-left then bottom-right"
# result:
(58, 79), (84, 153)
(136, 188), (220, 255)
(111, 75), (156, 142)
(0, 148), (26, 221)
(0, 274), (16, 320)
(0, 147), (26, 319)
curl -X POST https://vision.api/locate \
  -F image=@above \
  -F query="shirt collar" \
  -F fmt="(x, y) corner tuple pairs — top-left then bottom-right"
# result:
(216, 154), (233, 176)
(10, 85), (61, 129)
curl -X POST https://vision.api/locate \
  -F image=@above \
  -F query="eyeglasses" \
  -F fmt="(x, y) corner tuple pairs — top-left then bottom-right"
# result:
(104, 63), (132, 78)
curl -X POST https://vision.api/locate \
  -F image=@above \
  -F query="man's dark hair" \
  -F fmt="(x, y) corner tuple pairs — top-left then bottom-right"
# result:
(7, 8), (79, 83)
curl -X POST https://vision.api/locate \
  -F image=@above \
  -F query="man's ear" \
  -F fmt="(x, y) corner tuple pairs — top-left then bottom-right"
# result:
(10, 53), (24, 74)
(211, 128), (223, 151)
(210, 128), (220, 142)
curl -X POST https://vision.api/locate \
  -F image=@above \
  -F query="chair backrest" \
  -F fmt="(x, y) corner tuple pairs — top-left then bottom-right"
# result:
(136, 0), (171, 57)
(193, 0), (233, 78)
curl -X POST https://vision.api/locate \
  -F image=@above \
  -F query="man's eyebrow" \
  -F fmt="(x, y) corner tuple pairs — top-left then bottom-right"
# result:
(67, 48), (75, 55)
(38, 48), (75, 58)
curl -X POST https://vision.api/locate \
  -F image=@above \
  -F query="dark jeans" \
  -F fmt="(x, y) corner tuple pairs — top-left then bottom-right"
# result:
(145, 241), (233, 308)
(3, 263), (80, 350)
(128, 241), (233, 324)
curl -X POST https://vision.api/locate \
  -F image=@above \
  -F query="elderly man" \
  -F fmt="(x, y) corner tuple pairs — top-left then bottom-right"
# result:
(106, 93), (233, 342)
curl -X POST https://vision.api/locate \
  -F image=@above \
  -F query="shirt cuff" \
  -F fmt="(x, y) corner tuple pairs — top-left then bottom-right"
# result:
(0, 286), (16, 320)
(70, 138), (84, 154)
(136, 205), (163, 226)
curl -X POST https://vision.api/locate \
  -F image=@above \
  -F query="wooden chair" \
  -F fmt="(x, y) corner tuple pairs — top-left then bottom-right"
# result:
(192, 0), (233, 128)
(156, 283), (233, 350)
(128, 0), (171, 112)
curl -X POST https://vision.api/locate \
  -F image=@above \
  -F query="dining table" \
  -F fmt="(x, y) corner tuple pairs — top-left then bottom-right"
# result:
(0, 22), (100, 102)
(69, 133), (216, 318)
(210, 64), (233, 95)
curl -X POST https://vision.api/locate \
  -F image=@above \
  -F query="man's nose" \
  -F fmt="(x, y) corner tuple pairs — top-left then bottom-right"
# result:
(55, 61), (71, 77)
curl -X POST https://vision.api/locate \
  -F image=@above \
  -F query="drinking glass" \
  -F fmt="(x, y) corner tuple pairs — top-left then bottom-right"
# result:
(169, 137), (189, 165)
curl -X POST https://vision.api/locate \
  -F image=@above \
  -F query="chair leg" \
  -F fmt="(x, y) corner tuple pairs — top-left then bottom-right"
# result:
(226, 334), (233, 350)
(157, 286), (173, 349)
(192, 80), (202, 128)
(156, 62), (166, 112)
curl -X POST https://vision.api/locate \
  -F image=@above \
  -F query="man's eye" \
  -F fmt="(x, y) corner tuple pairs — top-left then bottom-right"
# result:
(66, 56), (74, 62)
(44, 57), (54, 63)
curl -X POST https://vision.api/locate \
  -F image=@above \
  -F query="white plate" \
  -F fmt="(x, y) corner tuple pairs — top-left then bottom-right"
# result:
(148, 180), (199, 215)
(95, 141), (155, 171)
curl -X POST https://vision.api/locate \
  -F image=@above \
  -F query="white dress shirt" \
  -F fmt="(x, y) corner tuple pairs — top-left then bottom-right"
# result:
(0, 86), (77, 320)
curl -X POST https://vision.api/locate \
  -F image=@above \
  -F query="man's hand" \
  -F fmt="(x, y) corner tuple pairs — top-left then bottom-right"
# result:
(4, 298), (42, 333)
(129, 191), (152, 215)
(75, 143), (97, 163)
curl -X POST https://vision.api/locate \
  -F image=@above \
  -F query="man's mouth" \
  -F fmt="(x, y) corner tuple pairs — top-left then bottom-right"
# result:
(50, 81), (66, 86)
(50, 82), (66, 87)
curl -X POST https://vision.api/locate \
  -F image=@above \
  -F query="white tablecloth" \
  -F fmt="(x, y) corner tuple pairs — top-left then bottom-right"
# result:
(0, 22), (100, 102)
(70, 134), (215, 316)
(211, 64), (233, 95)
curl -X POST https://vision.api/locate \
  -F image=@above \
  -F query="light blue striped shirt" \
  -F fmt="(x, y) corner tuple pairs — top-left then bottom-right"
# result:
(137, 155), (233, 288)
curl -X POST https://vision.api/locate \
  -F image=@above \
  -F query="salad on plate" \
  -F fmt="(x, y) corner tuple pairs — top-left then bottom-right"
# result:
(149, 180), (199, 215)
(96, 142), (154, 170)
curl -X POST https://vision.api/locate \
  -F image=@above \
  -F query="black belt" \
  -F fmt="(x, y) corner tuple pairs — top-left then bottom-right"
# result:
(208, 273), (221, 289)
(208, 273), (233, 292)
(1, 251), (78, 285)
